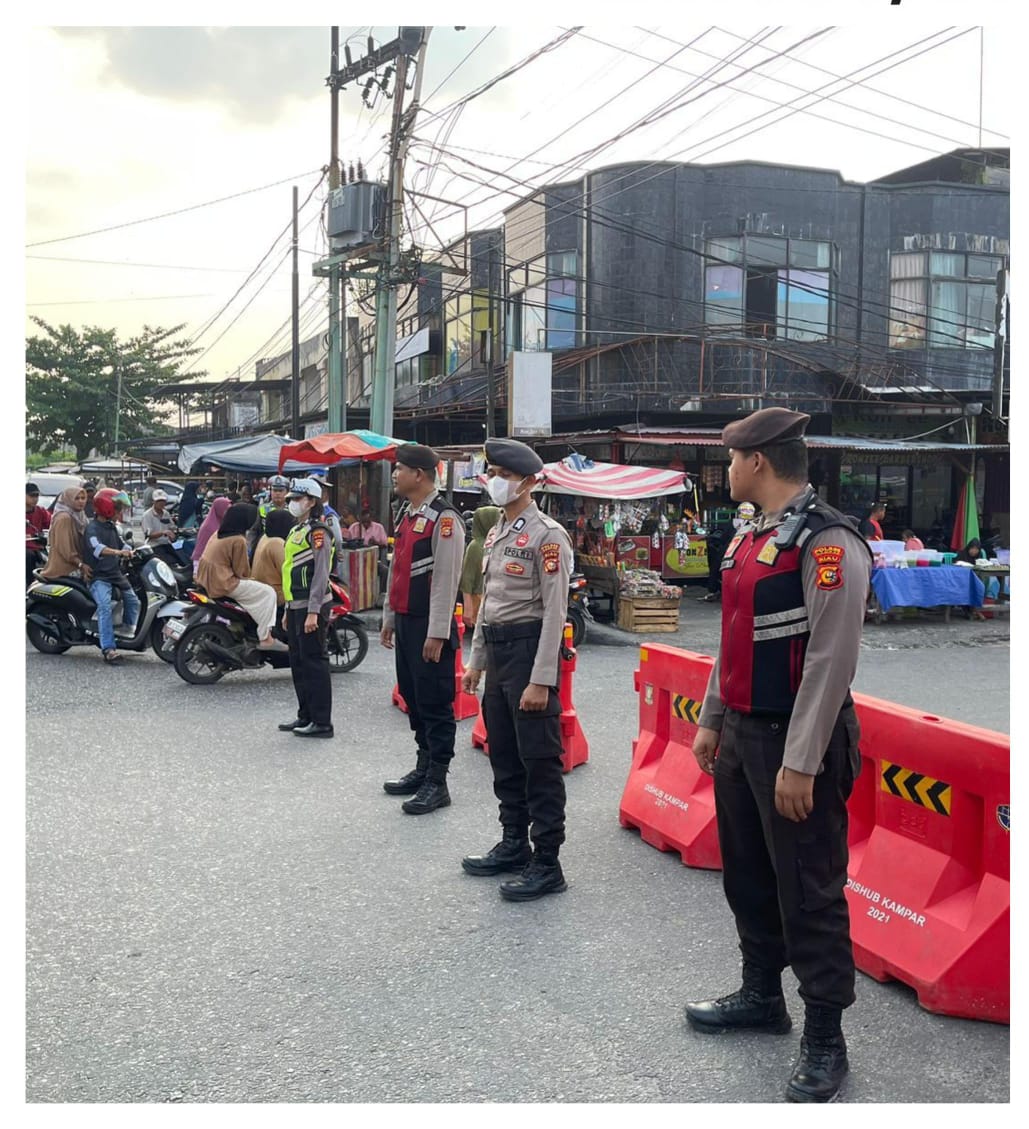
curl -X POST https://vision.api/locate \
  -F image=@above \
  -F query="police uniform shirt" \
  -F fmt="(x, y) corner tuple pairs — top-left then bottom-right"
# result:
(468, 501), (573, 688)
(697, 485), (871, 776)
(382, 489), (466, 640)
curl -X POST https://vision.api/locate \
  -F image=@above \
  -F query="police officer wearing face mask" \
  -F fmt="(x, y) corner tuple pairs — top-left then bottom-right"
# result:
(278, 478), (335, 738)
(461, 438), (573, 901)
(380, 444), (466, 814)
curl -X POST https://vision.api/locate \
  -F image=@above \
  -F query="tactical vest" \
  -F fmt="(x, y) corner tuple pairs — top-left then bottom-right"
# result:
(719, 496), (870, 715)
(389, 496), (452, 617)
(282, 520), (333, 603)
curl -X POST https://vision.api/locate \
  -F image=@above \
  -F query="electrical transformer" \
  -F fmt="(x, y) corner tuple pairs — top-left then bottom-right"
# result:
(327, 181), (386, 251)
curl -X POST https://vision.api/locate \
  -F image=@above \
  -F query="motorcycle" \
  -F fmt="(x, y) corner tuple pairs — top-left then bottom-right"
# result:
(566, 572), (593, 649)
(169, 577), (368, 685)
(26, 544), (187, 660)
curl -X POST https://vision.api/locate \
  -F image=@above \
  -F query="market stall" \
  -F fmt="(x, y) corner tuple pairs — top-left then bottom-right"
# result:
(537, 456), (694, 626)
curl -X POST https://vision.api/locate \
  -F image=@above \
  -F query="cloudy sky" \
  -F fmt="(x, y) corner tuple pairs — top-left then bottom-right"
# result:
(20, 6), (1014, 408)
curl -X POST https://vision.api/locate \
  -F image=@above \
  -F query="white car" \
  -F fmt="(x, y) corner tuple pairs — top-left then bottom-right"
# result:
(29, 473), (86, 510)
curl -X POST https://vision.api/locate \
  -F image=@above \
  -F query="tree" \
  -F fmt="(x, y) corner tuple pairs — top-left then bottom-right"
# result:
(25, 318), (206, 461)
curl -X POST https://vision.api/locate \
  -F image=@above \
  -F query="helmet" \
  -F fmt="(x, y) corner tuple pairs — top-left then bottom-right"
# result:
(93, 487), (120, 520)
(112, 491), (131, 510)
(269, 474), (290, 489)
(289, 477), (324, 500)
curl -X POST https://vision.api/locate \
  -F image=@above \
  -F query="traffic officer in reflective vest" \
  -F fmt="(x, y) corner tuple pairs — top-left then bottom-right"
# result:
(461, 438), (573, 901)
(278, 477), (336, 738)
(686, 408), (872, 1103)
(247, 474), (291, 557)
(381, 444), (465, 815)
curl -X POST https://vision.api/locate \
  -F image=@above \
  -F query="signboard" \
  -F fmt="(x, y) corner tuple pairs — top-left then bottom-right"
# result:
(508, 351), (552, 437)
(662, 534), (709, 578)
(304, 420), (330, 439)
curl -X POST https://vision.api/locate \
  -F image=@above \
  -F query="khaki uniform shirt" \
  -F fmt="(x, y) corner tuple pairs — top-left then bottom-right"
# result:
(468, 501), (573, 688)
(698, 486), (871, 776)
(382, 489), (465, 640)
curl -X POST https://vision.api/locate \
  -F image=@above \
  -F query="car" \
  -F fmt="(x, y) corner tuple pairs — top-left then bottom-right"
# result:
(121, 479), (185, 504)
(28, 473), (86, 510)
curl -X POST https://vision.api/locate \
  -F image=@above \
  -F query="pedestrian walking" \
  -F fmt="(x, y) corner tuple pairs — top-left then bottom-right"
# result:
(461, 438), (573, 901)
(686, 407), (872, 1103)
(278, 478), (336, 739)
(380, 444), (465, 814)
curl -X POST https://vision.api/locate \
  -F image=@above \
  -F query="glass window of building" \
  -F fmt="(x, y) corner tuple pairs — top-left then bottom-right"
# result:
(522, 285), (548, 352)
(444, 293), (473, 376)
(889, 250), (1004, 349)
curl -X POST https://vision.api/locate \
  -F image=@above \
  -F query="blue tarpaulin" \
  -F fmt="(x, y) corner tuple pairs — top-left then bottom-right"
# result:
(871, 566), (985, 612)
(177, 435), (333, 476)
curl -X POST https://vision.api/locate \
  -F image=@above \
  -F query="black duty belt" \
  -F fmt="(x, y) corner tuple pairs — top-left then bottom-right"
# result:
(481, 620), (543, 644)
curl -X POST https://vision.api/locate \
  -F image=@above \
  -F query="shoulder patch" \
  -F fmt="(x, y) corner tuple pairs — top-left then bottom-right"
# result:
(540, 542), (561, 574)
(811, 544), (845, 565)
(439, 516), (454, 539)
(311, 529), (325, 551)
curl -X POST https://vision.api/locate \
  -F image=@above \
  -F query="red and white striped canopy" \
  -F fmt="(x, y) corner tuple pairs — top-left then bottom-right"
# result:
(539, 459), (687, 499)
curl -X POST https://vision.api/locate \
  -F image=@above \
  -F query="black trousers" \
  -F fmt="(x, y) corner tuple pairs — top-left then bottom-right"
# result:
(394, 613), (457, 770)
(482, 624), (566, 852)
(713, 705), (860, 1009)
(286, 607), (332, 728)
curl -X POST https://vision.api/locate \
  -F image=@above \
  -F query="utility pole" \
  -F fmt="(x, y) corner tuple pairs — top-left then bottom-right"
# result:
(991, 267), (1008, 422)
(113, 360), (123, 451)
(291, 185), (301, 437)
(486, 239), (497, 438)
(327, 27), (346, 434)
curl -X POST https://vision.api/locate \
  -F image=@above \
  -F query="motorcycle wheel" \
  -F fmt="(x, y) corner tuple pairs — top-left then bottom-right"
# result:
(327, 619), (369, 674)
(566, 605), (587, 649)
(26, 605), (72, 654)
(173, 622), (233, 685)
(150, 617), (180, 664)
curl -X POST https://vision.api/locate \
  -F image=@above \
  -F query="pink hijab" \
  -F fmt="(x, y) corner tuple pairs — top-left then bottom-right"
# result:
(191, 497), (231, 561)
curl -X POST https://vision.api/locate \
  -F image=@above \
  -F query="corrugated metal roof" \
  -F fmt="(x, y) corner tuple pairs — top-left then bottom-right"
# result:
(611, 430), (1006, 454)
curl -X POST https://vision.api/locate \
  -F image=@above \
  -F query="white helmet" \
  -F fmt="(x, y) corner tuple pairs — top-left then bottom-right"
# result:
(269, 474), (290, 489)
(289, 477), (323, 500)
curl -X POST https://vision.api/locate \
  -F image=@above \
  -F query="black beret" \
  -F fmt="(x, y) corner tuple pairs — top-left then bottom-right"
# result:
(396, 443), (439, 472)
(484, 437), (543, 476)
(722, 407), (810, 450)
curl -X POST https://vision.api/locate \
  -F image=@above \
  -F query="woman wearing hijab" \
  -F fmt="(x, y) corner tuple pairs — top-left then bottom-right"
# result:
(459, 505), (501, 627)
(196, 502), (286, 650)
(191, 496), (231, 577)
(177, 481), (202, 531)
(954, 538), (988, 620)
(251, 507), (294, 610)
(40, 486), (92, 581)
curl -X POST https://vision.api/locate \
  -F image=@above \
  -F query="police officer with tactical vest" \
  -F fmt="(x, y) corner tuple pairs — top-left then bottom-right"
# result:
(381, 444), (466, 814)
(686, 408), (872, 1103)
(278, 477), (335, 738)
(461, 438), (573, 902)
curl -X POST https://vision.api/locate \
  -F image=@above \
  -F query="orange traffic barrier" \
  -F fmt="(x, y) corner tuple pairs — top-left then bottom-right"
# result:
(845, 693), (1009, 1023)
(469, 621), (588, 775)
(620, 642), (1010, 1022)
(391, 605), (478, 720)
(618, 643), (720, 868)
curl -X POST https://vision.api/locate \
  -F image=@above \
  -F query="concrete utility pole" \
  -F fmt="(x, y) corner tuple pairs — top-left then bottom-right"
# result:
(327, 27), (347, 434)
(991, 267), (1008, 422)
(291, 185), (301, 437)
(113, 360), (123, 451)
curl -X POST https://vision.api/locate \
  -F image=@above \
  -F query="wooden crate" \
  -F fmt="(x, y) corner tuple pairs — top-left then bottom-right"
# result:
(617, 595), (680, 633)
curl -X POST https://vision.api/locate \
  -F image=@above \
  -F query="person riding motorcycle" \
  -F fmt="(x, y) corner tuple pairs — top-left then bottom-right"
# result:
(82, 487), (140, 664)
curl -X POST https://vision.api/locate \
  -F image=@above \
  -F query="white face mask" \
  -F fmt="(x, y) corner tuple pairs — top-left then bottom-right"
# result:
(288, 499), (309, 518)
(487, 475), (526, 507)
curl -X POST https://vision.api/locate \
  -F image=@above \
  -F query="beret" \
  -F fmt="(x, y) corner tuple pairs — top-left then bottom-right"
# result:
(484, 437), (543, 476)
(722, 407), (810, 450)
(396, 443), (440, 472)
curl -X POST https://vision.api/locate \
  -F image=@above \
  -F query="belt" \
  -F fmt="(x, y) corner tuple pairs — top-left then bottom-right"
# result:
(481, 620), (543, 644)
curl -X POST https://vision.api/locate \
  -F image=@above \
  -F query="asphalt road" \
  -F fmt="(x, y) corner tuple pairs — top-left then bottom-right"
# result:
(25, 602), (1009, 1104)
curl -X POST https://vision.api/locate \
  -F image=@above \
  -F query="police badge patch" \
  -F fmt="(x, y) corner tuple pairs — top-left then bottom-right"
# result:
(811, 544), (845, 590)
(439, 516), (454, 538)
(540, 542), (561, 574)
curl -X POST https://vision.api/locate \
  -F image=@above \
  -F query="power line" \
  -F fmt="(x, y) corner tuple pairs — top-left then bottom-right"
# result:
(26, 293), (215, 306)
(25, 255), (252, 273)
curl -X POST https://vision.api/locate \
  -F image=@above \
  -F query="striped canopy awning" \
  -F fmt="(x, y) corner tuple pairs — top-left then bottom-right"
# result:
(276, 429), (408, 471)
(539, 458), (687, 500)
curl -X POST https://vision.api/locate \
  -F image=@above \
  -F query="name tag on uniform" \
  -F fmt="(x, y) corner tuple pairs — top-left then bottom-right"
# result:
(503, 547), (533, 561)
(413, 517), (427, 533)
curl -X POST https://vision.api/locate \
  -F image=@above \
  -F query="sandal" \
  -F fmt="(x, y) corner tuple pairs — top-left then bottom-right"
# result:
(102, 649), (122, 664)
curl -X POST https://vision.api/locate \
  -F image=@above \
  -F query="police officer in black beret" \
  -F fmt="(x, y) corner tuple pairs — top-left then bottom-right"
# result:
(461, 438), (574, 901)
(684, 407), (872, 1102)
(381, 444), (465, 814)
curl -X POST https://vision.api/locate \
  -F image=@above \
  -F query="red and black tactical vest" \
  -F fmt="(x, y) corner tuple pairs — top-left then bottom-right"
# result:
(719, 496), (870, 715)
(389, 496), (454, 617)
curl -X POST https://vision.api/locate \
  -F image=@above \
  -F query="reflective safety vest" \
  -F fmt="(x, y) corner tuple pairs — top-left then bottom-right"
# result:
(282, 521), (334, 603)
(388, 496), (453, 617)
(718, 497), (870, 715)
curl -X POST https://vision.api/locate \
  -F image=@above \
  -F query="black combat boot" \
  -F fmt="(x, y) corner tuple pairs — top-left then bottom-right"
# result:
(383, 751), (430, 795)
(461, 828), (532, 876)
(401, 764), (451, 815)
(498, 848), (567, 901)
(785, 1005), (848, 1103)
(684, 964), (792, 1034)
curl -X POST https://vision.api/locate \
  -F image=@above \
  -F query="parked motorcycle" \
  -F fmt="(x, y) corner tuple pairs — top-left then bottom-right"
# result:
(169, 577), (368, 685)
(566, 572), (593, 649)
(26, 544), (186, 660)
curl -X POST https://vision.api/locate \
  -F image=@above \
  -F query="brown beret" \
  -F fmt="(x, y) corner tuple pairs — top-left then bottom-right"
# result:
(396, 443), (439, 472)
(722, 407), (811, 450)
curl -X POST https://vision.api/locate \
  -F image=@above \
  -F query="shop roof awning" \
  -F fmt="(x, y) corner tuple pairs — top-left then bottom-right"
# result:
(540, 458), (687, 499)
(178, 435), (328, 475)
(610, 430), (1006, 454)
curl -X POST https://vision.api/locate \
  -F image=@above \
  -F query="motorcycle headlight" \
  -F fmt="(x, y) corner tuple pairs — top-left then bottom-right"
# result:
(154, 560), (176, 588)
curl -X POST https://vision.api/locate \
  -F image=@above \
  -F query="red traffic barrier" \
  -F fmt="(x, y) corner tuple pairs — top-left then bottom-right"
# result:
(469, 621), (588, 775)
(391, 605), (479, 720)
(618, 643), (720, 869)
(845, 694), (1009, 1023)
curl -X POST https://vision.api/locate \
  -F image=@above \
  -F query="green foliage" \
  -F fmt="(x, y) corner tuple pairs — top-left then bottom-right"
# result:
(25, 318), (206, 461)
